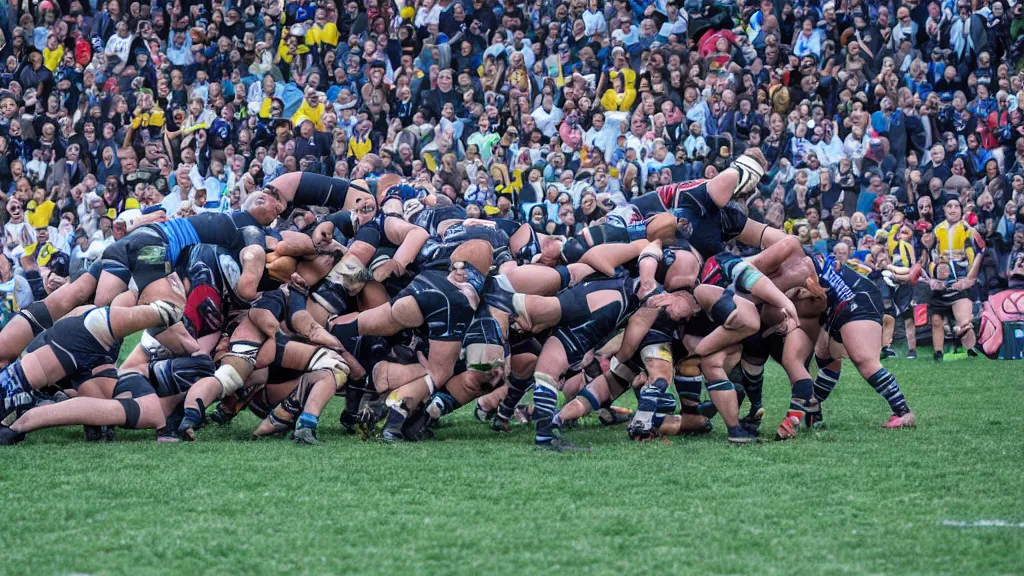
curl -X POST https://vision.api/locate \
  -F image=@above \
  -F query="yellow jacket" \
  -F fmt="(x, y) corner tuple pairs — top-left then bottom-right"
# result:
(26, 200), (55, 229)
(292, 101), (326, 131)
(886, 225), (915, 267)
(305, 23), (340, 47)
(609, 68), (636, 90)
(43, 45), (64, 72)
(277, 40), (310, 64)
(601, 88), (636, 112)
(934, 219), (977, 268)
(348, 134), (373, 160)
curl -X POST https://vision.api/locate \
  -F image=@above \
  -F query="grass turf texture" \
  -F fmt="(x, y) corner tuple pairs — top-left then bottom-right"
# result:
(2, 335), (1022, 575)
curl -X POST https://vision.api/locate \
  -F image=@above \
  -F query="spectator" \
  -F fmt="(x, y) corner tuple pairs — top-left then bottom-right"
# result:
(0, 0), (1018, 360)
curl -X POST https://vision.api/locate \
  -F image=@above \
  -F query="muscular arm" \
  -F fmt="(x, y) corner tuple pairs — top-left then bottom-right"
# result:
(290, 309), (343, 349)
(237, 245), (265, 302)
(747, 276), (799, 332)
(274, 231), (323, 258)
(344, 240), (377, 267)
(248, 308), (282, 339)
(385, 217), (429, 274)
(638, 252), (660, 297)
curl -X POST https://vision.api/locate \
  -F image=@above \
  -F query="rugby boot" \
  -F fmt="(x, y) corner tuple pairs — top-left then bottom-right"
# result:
(739, 403), (765, 432)
(597, 405), (633, 426)
(0, 425), (25, 446)
(491, 413), (512, 432)
(338, 384), (366, 434)
(883, 412), (916, 428)
(84, 425), (116, 442)
(177, 400), (207, 441)
(472, 402), (495, 423)
(356, 395), (386, 441)
(727, 425), (758, 444)
(423, 392), (460, 423)
(400, 407), (435, 441)
(293, 427), (319, 445)
(627, 378), (668, 440)
(535, 418), (589, 452)
(209, 398), (240, 426)
(155, 428), (180, 443)
(84, 425), (104, 442)
(803, 403), (824, 430)
(338, 409), (359, 434)
(293, 413), (320, 445)
(774, 410), (805, 441)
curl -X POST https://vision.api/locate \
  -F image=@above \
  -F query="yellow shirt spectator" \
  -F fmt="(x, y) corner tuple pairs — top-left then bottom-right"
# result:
(608, 67), (636, 90)
(306, 22), (340, 48)
(934, 219), (977, 269)
(43, 44), (64, 72)
(348, 133), (373, 160)
(26, 199), (55, 229)
(24, 241), (60, 267)
(292, 99), (326, 131)
(277, 39), (310, 64)
(601, 87), (636, 111)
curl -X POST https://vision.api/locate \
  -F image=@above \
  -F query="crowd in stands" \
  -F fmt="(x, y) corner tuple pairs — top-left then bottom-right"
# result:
(1, 0), (1024, 345)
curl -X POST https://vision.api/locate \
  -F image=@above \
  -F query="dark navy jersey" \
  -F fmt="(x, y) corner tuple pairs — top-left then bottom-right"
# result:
(154, 210), (267, 266)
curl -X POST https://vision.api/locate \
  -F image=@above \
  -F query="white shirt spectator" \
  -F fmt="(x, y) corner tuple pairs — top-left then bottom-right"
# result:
(166, 29), (194, 67)
(3, 221), (33, 260)
(531, 105), (563, 138)
(105, 33), (134, 65)
(414, 4), (442, 27)
(813, 134), (846, 167)
(612, 25), (639, 46)
(582, 9), (608, 35)
(584, 124), (619, 162)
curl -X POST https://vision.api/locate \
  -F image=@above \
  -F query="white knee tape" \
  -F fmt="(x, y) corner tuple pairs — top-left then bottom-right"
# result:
(214, 364), (245, 397)
(140, 329), (173, 361)
(149, 300), (184, 327)
(83, 307), (116, 349)
(424, 374), (436, 395)
(328, 258), (371, 296)
(731, 155), (766, 197)
(534, 372), (558, 390)
(609, 357), (636, 383)
(640, 342), (673, 364)
(308, 348), (350, 388)
(512, 293), (528, 319)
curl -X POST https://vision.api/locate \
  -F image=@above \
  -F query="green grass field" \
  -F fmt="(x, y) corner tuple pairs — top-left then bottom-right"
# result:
(3, 347), (1024, 575)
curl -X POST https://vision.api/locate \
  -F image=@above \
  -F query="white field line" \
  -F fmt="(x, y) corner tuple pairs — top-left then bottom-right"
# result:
(942, 520), (1024, 528)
